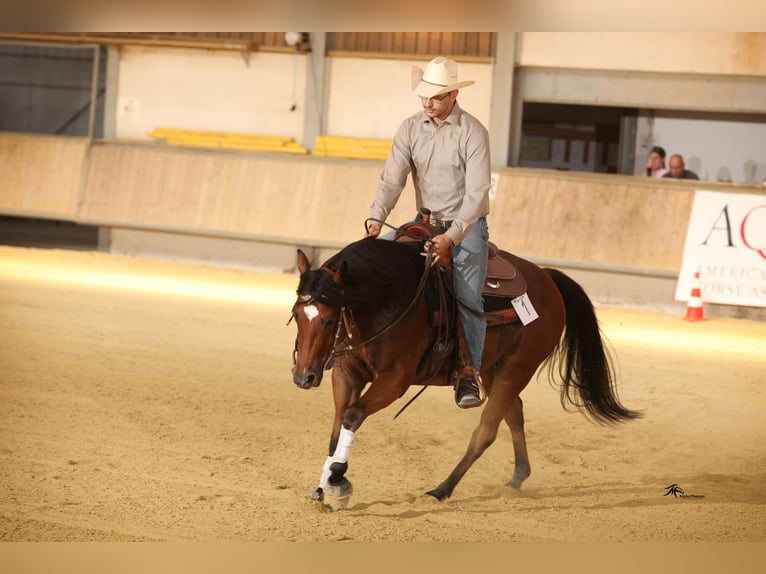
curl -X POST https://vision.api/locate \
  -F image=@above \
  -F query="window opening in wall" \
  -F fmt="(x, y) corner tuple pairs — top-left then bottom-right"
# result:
(519, 103), (633, 174)
(0, 43), (106, 137)
(0, 216), (99, 251)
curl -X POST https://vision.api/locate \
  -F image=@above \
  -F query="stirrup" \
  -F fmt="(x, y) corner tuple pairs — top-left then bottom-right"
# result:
(455, 371), (485, 409)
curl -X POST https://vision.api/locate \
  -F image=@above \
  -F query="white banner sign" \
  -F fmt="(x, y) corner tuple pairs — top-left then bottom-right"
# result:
(675, 190), (766, 308)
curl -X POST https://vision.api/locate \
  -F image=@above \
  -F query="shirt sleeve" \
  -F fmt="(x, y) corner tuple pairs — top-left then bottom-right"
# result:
(445, 120), (491, 245)
(369, 120), (413, 223)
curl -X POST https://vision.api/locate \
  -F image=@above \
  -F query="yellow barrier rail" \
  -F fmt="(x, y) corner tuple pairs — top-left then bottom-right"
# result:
(313, 135), (392, 160)
(147, 128), (309, 155)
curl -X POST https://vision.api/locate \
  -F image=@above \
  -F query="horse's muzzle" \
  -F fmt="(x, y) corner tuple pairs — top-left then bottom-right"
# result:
(292, 365), (323, 389)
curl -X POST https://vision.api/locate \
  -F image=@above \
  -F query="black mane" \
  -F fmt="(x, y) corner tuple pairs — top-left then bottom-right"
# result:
(298, 238), (426, 312)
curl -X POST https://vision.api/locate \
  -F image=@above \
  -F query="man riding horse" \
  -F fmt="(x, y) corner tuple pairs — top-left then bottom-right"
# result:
(290, 58), (640, 510)
(365, 56), (491, 409)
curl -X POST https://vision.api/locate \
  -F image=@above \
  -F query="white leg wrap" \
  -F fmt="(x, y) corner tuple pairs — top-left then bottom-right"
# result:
(318, 456), (333, 490)
(334, 427), (355, 462)
(317, 427), (355, 490)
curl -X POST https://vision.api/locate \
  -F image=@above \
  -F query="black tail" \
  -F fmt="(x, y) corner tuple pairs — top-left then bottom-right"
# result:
(545, 268), (642, 424)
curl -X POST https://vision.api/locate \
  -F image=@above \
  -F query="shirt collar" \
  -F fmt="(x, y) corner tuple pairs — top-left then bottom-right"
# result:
(421, 100), (463, 126)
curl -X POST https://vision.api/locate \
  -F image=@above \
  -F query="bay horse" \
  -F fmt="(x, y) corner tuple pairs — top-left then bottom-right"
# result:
(290, 235), (640, 510)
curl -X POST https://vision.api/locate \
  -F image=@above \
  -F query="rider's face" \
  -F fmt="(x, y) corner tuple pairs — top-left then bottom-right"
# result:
(420, 91), (457, 123)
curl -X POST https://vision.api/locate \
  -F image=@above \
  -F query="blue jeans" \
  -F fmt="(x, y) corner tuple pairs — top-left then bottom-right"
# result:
(452, 217), (488, 372)
(382, 216), (488, 371)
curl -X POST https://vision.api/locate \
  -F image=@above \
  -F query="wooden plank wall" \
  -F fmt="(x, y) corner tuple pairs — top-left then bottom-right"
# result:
(3, 134), (740, 274)
(76, 140), (699, 270)
(330, 33), (496, 58)
(79, 142), (414, 246)
(0, 134), (88, 218)
(488, 171), (695, 271)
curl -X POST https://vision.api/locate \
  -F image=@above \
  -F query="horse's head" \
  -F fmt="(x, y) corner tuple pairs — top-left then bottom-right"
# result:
(290, 249), (345, 389)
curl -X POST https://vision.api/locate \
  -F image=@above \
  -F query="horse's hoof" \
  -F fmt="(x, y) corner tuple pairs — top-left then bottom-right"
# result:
(425, 488), (448, 502)
(305, 488), (324, 502)
(507, 471), (530, 490)
(323, 479), (353, 511)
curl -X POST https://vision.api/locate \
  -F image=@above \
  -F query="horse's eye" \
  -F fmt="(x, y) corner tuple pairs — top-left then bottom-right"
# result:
(321, 317), (337, 331)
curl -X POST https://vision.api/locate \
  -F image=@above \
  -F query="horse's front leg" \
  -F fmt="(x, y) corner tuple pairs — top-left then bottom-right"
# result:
(306, 359), (363, 509)
(312, 362), (414, 510)
(314, 424), (356, 510)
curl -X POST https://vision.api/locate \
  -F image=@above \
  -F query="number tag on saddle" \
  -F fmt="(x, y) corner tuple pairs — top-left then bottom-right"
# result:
(511, 292), (539, 325)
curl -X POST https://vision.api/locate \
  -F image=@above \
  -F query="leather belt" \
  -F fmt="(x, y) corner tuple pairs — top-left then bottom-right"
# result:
(417, 213), (452, 230)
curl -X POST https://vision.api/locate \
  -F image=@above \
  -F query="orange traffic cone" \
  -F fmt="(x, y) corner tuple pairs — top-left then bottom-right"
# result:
(684, 271), (705, 321)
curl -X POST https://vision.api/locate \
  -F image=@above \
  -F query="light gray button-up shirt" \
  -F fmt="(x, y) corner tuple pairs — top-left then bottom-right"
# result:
(370, 101), (491, 245)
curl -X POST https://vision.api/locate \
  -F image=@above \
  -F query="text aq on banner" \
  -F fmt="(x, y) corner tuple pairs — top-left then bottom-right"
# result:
(675, 190), (766, 308)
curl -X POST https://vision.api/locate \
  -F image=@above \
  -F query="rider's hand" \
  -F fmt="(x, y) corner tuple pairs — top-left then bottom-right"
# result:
(366, 223), (381, 238)
(424, 234), (453, 264)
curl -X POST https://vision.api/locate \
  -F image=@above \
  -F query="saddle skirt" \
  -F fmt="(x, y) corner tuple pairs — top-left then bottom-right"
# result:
(482, 245), (525, 327)
(484, 243), (526, 299)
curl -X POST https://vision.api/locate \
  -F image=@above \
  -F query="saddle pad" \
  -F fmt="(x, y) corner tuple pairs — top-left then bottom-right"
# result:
(486, 308), (519, 328)
(433, 308), (519, 329)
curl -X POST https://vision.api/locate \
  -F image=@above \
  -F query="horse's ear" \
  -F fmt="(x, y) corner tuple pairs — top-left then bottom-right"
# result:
(328, 260), (347, 285)
(296, 249), (311, 274)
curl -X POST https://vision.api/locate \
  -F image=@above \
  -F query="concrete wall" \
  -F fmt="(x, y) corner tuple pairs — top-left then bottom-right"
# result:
(325, 57), (493, 138)
(111, 47), (494, 143)
(114, 48), (308, 141)
(519, 32), (766, 76)
(103, 37), (766, 185)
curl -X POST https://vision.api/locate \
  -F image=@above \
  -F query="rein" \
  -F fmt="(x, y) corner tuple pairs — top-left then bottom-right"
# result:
(328, 244), (436, 362)
(290, 238), (437, 373)
(291, 223), (461, 419)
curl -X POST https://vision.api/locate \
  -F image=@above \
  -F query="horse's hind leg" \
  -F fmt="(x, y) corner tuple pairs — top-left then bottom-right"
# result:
(426, 388), (513, 501)
(505, 396), (531, 489)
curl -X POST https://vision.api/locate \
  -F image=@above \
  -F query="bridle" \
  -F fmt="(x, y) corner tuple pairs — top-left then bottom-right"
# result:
(287, 295), (349, 371)
(289, 245), (437, 371)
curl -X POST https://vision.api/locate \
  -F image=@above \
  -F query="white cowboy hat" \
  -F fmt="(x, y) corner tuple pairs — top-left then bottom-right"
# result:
(411, 57), (475, 98)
